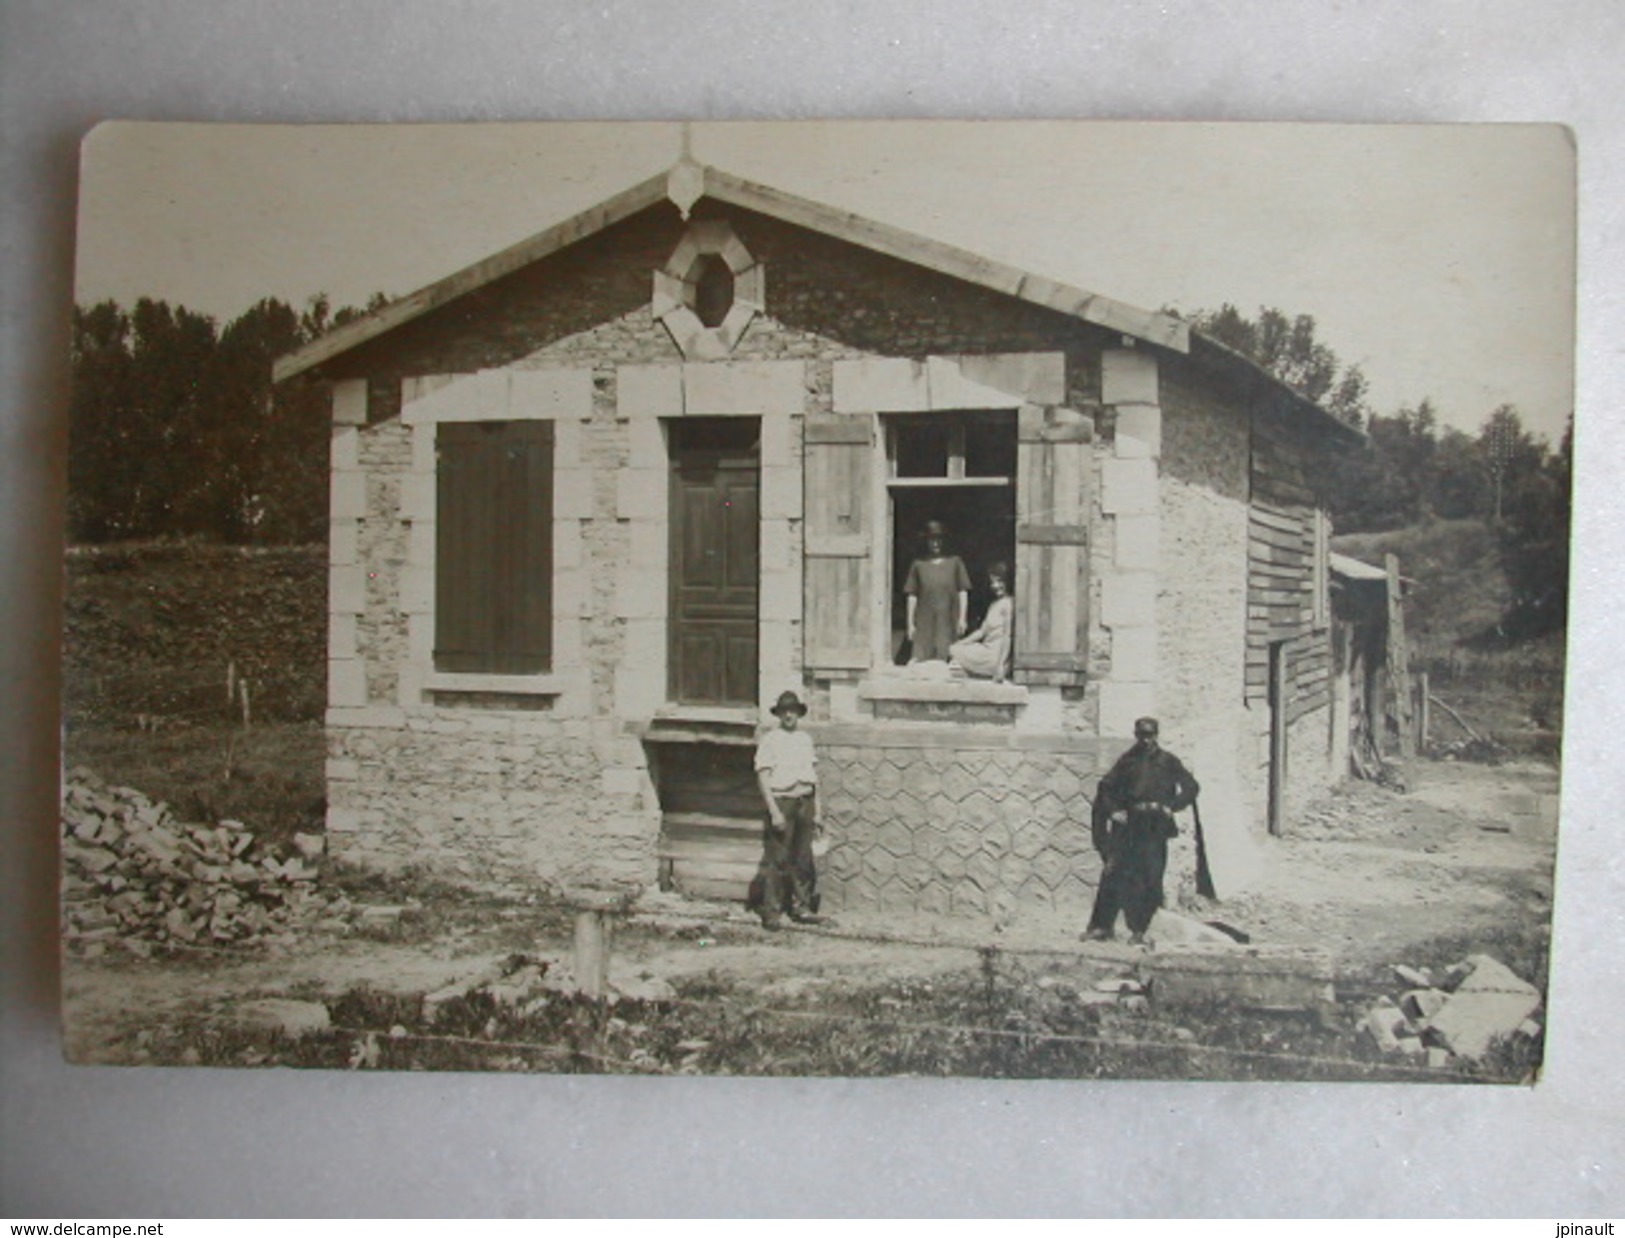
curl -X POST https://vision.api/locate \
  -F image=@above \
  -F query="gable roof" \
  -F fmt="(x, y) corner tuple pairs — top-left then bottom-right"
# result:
(272, 159), (1190, 383)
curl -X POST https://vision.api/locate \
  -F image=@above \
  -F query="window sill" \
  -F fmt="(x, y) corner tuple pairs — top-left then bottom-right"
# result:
(424, 671), (566, 696)
(858, 672), (1028, 707)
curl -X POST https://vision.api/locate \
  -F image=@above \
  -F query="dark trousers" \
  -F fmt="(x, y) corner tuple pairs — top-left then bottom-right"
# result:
(1086, 812), (1168, 936)
(752, 794), (818, 922)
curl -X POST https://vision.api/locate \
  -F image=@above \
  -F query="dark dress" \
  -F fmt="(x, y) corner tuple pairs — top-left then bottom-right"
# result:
(1086, 744), (1200, 936)
(905, 555), (971, 663)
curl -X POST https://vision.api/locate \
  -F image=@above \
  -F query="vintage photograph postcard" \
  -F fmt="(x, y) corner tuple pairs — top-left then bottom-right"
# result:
(61, 120), (1573, 1081)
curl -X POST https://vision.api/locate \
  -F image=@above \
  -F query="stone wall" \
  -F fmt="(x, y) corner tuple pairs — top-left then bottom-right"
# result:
(325, 714), (654, 889)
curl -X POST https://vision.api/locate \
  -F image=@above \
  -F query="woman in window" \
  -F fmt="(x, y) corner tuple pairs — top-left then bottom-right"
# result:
(950, 562), (1014, 682)
(904, 519), (971, 664)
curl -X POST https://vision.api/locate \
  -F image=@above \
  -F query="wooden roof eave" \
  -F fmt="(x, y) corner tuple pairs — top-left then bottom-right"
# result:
(698, 167), (1190, 353)
(272, 171), (674, 383)
(273, 161), (1192, 384)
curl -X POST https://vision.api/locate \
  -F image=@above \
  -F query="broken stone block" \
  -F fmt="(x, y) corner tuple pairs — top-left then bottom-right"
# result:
(1093, 976), (1144, 995)
(1393, 964), (1433, 989)
(1361, 998), (1411, 1053)
(612, 975), (677, 1002)
(236, 999), (332, 1038)
(1147, 909), (1242, 947)
(1425, 954), (1542, 1061)
(1152, 947), (1337, 1013)
(1427, 1047), (1454, 1069)
(66, 843), (120, 874)
(1076, 990), (1121, 1007)
(1441, 961), (1474, 991)
(1402, 988), (1449, 1023)
(292, 833), (327, 860)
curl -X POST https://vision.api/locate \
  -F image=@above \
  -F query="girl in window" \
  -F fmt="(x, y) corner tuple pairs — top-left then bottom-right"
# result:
(950, 562), (1014, 682)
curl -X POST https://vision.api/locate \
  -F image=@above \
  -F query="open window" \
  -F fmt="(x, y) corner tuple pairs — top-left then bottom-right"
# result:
(886, 411), (1017, 663)
(801, 401), (1092, 694)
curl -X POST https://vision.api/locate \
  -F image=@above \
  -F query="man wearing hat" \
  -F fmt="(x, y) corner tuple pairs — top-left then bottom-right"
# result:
(750, 689), (825, 929)
(1083, 717), (1200, 946)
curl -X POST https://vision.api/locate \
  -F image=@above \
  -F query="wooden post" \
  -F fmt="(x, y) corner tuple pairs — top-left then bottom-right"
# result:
(226, 660), (236, 708)
(573, 910), (611, 999)
(239, 679), (252, 729)
(567, 886), (636, 998)
(1385, 554), (1414, 760)
(1416, 670), (1431, 752)
(1268, 641), (1287, 837)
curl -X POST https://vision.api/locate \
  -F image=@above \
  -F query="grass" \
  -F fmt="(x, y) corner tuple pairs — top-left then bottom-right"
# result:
(63, 720), (327, 847)
(1334, 518), (1565, 756)
(106, 946), (1535, 1083)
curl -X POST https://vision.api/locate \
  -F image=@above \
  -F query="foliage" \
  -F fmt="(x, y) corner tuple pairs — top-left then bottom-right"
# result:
(1191, 303), (1372, 426)
(64, 542), (327, 724)
(115, 958), (1526, 1083)
(68, 294), (379, 545)
(1190, 304), (1573, 638)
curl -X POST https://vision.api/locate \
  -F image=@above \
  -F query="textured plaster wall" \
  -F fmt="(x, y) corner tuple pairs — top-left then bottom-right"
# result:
(818, 739), (1108, 919)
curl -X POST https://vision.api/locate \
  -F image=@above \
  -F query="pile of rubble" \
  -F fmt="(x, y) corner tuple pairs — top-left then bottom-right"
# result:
(61, 768), (350, 955)
(1359, 954), (1542, 1069)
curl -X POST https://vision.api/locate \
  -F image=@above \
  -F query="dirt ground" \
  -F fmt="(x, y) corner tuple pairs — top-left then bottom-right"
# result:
(60, 755), (1559, 1064)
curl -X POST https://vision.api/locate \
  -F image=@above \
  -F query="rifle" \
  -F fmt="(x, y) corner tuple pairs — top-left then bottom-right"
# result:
(1192, 794), (1216, 899)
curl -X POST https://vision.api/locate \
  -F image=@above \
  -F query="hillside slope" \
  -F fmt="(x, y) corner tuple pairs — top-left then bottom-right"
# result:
(1334, 519), (1564, 752)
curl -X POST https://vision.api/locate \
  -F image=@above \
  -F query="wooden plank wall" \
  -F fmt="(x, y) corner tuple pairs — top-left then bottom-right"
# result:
(1247, 415), (1331, 726)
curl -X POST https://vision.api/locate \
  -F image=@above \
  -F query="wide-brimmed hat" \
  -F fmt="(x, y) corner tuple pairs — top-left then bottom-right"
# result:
(770, 690), (808, 717)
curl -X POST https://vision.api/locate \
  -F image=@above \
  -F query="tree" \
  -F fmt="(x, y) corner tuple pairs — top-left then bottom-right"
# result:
(1191, 304), (1370, 426)
(67, 292), (382, 545)
(1490, 412), (1569, 637)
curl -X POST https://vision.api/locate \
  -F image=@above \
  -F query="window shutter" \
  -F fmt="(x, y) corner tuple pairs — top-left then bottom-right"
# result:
(1013, 404), (1091, 685)
(435, 420), (553, 674)
(803, 413), (874, 672)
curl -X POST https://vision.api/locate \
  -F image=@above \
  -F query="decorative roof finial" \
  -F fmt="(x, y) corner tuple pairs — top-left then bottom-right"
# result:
(667, 124), (704, 220)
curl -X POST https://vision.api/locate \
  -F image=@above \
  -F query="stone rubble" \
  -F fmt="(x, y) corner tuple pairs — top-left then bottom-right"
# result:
(419, 952), (678, 1023)
(1358, 952), (1543, 1068)
(60, 768), (356, 953)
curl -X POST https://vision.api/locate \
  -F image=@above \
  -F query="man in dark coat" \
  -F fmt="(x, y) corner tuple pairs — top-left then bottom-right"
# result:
(1083, 716), (1199, 945)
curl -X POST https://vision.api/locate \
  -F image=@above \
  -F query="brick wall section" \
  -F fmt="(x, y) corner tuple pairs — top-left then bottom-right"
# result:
(329, 202), (1110, 417)
(357, 421), (411, 708)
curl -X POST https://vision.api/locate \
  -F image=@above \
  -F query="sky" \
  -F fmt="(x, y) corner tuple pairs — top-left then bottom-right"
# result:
(76, 120), (1576, 440)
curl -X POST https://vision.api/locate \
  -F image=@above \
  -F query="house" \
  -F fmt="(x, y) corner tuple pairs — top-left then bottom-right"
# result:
(274, 158), (1364, 916)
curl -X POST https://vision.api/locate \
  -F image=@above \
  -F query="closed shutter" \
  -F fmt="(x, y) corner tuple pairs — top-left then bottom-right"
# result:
(803, 413), (874, 672)
(435, 420), (553, 674)
(1013, 404), (1091, 685)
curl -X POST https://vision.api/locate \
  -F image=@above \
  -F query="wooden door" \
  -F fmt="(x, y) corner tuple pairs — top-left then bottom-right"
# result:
(669, 419), (760, 705)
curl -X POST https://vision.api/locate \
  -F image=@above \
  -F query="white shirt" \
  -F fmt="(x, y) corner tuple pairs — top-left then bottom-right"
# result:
(755, 726), (818, 795)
